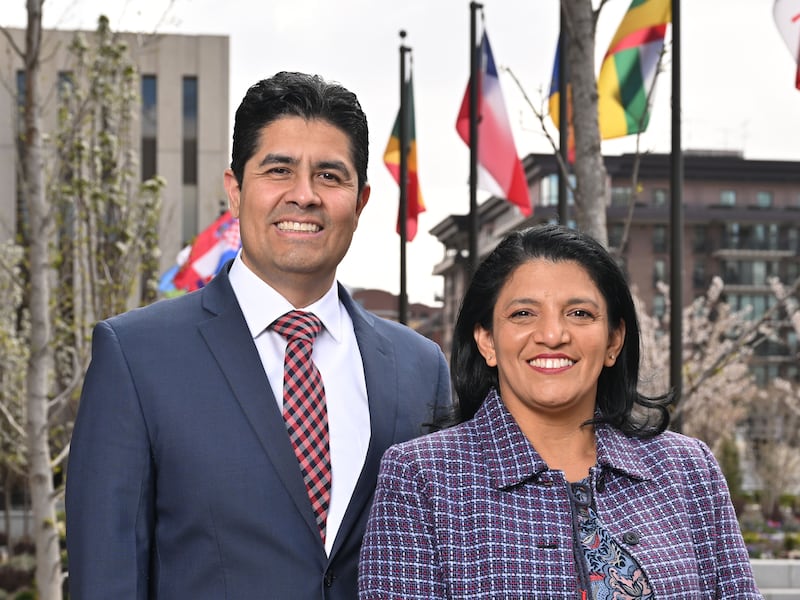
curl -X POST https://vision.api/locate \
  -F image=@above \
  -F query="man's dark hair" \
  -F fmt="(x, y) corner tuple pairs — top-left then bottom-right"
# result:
(230, 71), (369, 195)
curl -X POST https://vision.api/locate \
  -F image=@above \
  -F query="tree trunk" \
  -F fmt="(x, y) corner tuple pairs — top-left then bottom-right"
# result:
(3, 470), (12, 556)
(562, 0), (609, 246)
(23, 1), (63, 598)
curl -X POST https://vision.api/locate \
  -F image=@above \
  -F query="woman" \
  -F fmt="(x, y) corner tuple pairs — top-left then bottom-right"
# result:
(359, 224), (761, 599)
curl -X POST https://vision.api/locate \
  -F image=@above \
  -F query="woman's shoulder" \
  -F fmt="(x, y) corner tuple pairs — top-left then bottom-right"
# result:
(615, 428), (718, 473)
(381, 422), (479, 471)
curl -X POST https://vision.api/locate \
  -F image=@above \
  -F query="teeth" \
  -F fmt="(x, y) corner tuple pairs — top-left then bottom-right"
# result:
(277, 221), (320, 233)
(529, 357), (574, 369)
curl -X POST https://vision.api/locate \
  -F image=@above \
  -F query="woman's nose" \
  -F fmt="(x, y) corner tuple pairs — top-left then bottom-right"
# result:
(532, 314), (568, 346)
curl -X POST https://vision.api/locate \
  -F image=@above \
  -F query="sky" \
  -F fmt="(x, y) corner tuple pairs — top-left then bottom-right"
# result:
(6, 0), (800, 305)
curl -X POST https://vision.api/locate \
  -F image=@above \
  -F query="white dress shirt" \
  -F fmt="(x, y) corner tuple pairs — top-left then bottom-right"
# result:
(228, 253), (371, 555)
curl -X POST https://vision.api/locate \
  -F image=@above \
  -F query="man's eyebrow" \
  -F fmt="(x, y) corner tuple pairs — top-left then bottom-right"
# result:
(316, 159), (351, 176)
(257, 153), (295, 168)
(255, 155), (351, 177)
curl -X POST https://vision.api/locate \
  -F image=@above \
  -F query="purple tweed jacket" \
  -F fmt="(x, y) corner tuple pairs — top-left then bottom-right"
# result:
(359, 389), (762, 599)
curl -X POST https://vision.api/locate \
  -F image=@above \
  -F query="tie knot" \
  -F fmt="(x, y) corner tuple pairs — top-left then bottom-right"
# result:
(272, 310), (322, 343)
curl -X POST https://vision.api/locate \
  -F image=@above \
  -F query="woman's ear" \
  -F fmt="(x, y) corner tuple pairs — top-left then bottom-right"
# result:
(605, 319), (626, 367)
(474, 324), (497, 367)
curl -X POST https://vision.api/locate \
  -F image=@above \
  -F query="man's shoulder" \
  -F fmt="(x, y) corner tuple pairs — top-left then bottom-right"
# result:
(101, 289), (209, 341)
(341, 286), (439, 349)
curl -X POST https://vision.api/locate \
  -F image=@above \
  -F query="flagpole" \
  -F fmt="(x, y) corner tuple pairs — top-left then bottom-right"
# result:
(557, 5), (569, 225)
(669, 0), (684, 427)
(398, 30), (410, 325)
(468, 2), (482, 277)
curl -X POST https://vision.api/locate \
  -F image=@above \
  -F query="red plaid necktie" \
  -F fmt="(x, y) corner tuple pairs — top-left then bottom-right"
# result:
(272, 310), (332, 543)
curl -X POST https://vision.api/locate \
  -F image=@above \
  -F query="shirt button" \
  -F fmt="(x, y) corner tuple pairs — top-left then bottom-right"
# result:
(622, 531), (640, 545)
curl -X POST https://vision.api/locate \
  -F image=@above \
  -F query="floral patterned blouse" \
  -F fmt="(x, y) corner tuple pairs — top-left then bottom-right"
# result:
(570, 478), (654, 599)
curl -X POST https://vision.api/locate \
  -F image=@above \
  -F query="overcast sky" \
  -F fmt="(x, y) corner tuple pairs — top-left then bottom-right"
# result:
(6, 0), (800, 304)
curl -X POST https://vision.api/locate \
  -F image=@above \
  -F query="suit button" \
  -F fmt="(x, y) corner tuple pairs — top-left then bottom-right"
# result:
(622, 531), (640, 545)
(324, 570), (335, 587)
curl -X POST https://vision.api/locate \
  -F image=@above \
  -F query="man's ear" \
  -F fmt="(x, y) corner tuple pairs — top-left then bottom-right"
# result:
(224, 168), (241, 217)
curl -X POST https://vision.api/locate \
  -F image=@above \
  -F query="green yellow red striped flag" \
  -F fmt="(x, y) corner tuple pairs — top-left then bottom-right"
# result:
(384, 74), (425, 241)
(597, 0), (671, 140)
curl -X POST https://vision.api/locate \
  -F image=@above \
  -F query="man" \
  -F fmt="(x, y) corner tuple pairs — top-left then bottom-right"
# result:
(65, 71), (452, 599)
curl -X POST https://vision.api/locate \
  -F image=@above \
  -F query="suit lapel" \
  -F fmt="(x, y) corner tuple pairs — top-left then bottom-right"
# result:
(330, 287), (399, 557)
(197, 269), (321, 543)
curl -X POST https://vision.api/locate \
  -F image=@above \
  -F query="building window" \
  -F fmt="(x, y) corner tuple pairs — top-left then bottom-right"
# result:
(768, 224), (779, 250)
(540, 174), (575, 207)
(58, 70), (74, 98)
(786, 260), (799, 283)
(692, 260), (706, 289)
(182, 76), (199, 242)
(723, 260), (740, 284)
(611, 186), (632, 207)
(608, 223), (625, 249)
(652, 294), (666, 319)
(750, 295), (767, 320)
(16, 70), (25, 114)
(182, 76), (198, 185)
(652, 188), (667, 207)
(540, 175), (557, 207)
(749, 224), (779, 250)
(693, 225), (708, 252)
(788, 227), (799, 253)
(141, 74), (157, 181)
(720, 190), (736, 206)
(724, 222), (740, 249)
(755, 191), (773, 208)
(653, 259), (666, 286)
(752, 261), (767, 286)
(652, 225), (667, 253)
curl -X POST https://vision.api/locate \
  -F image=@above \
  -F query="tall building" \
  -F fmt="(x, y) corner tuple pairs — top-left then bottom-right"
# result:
(0, 26), (229, 275)
(431, 151), (800, 385)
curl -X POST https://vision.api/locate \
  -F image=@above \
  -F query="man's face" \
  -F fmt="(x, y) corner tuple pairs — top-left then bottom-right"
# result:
(225, 116), (370, 304)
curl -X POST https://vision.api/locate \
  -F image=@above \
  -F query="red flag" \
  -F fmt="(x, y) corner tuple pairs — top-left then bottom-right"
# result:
(773, 0), (800, 90)
(172, 211), (240, 292)
(456, 30), (532, 216)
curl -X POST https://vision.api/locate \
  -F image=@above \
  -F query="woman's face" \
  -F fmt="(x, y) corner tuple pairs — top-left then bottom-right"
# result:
(474, 259), (625, 424)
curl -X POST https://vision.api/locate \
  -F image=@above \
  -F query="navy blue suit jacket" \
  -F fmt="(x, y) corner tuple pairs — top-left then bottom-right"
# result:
(65, 265), (452, 599)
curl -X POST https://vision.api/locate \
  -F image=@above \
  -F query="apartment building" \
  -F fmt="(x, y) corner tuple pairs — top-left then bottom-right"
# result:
(431, 151), (800, 385)
(0, 26), (229, 275)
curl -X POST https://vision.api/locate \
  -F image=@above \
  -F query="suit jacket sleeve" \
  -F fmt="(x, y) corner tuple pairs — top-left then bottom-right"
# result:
(66, 320), (154, 599)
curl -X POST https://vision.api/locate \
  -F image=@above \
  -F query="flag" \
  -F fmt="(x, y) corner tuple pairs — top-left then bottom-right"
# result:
(384, 72), (426, 241)
(157, 245), (192, 296)
(172, 211), (241, 292)
(773, 0), (800, 90)
(548, 37), (576, 162)
(456, 30), (532, 216)
(596, 0), (671, 140)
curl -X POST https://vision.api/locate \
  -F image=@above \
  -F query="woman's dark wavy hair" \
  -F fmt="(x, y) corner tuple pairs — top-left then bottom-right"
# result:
(449, 223), (673, 438)
(230, 71), (369, 196)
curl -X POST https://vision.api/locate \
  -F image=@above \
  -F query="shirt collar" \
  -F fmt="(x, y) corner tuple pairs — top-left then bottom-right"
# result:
(228, 251), (343, 341)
